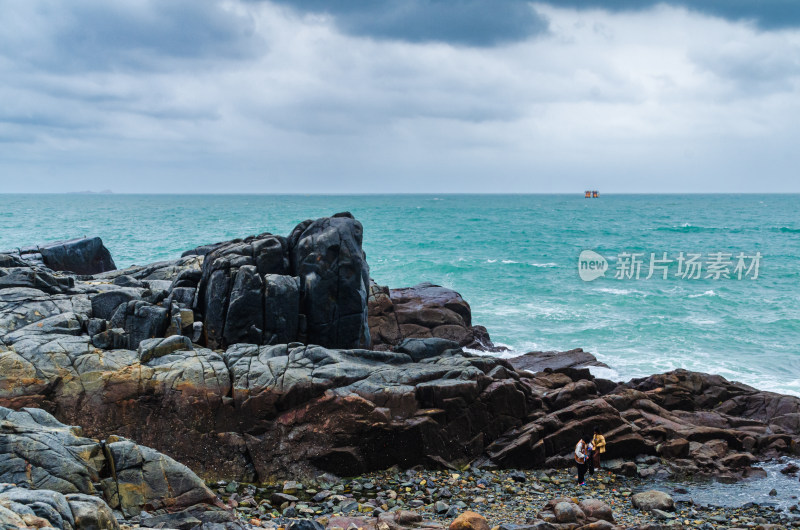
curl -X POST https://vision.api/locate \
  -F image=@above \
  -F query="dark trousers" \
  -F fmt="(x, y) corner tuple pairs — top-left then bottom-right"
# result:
(577, 461), (587, 483)
(593, 451), (601, 469)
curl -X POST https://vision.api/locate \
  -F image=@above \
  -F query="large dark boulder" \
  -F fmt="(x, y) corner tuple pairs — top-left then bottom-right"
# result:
(38, 237), (116, 275)
(289, 212), (370, 349)
(195, 233), (291, 349)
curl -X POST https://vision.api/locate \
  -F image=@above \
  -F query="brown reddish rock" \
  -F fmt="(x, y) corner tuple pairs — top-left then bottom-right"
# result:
(579, 498), (615, 523)
(508, 348), (609, 374)
(484, 366), (800, 482)
(368, 282), (504, 352)
(449, 511), (489, 530)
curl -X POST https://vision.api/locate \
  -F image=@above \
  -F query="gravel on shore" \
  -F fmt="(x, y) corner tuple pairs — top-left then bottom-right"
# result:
(212, 466), (800, 529)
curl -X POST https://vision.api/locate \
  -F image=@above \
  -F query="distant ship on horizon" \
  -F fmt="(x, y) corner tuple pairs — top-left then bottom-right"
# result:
(584, 190), (599, 198)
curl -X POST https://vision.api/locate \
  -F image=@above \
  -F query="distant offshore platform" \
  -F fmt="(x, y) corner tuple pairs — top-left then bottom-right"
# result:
(584, 190), (599, 198)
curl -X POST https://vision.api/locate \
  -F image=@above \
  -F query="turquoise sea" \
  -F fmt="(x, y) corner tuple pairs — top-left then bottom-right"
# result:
(2, 194), (798, 396)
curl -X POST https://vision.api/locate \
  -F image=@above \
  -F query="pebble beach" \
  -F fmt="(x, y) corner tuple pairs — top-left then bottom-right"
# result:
(212, 466), (799, 529)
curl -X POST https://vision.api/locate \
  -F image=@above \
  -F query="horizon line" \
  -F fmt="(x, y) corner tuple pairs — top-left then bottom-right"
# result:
(3, 191), (800, 196)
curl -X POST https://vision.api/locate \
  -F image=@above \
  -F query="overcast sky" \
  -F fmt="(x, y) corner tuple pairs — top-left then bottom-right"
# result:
(2, 0), (799, 193)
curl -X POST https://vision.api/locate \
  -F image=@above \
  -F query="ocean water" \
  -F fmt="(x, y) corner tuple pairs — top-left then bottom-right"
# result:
(2, 194), (799, 396)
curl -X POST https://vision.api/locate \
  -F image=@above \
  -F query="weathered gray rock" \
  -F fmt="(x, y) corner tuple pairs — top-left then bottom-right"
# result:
(0, 502), (30, 529)
(0, 486), (120, 530)
(0, 268), (75, 294)
(0, 254), (30, 268)
(553, 501), (585, 523)
(66, 493), (119, 529)
(0, 407), (102, 494)
(138, 335), (193, 363)
(395, 337), (460, 362)
(0, 485), (76, 529)
(631, 490), (675, 512)
(110, 300), (169, 349)
(2, 300), (532, 482)
(91, 289), (141, 320)
(0, 407), (217, 518)
(105, 437), (218, 516)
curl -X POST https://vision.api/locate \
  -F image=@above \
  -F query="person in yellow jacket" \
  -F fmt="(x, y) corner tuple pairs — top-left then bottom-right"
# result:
(592, 427), (606, 470)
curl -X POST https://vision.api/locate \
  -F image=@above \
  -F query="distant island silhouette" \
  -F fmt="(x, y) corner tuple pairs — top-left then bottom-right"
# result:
(67, 189), (114, 194)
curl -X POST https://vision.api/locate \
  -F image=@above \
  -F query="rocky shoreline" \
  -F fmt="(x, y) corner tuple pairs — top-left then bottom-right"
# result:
(208, 465), (798, 529)
(1, 213), (799, 529)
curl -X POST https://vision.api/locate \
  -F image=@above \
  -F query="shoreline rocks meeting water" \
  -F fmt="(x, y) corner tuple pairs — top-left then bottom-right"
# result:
(1, 213), (799, 529)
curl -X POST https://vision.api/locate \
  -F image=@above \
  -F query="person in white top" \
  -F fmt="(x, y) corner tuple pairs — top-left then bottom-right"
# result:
(574, 438), (589, 485)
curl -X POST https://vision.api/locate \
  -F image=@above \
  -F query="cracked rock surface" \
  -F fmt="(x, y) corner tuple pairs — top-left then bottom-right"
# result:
(0, 406), (218, 526)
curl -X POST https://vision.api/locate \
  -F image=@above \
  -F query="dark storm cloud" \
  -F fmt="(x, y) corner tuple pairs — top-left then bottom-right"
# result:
(268, 0), (800, 47)
(0, 0), (261, 73)
(268, 0), (549, 46)
(551, 0), (800, 30)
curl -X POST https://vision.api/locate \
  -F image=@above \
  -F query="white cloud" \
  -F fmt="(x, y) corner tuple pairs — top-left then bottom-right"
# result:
(1, 1), (799, 192)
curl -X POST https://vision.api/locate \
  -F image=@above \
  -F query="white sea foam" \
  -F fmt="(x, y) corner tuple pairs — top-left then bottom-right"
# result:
(522, 302), (570, 318)
(529, 262), (558, 268)
(689, 290), (716, 298)
(463, 341), (520, 359)
(588, 366), (620, 381)
(501, 259), (518, 264)
(594, 287), (642, 296)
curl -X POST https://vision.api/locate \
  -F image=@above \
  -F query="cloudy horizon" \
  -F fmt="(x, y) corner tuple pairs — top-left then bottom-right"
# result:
(2, 1), (799, 193)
